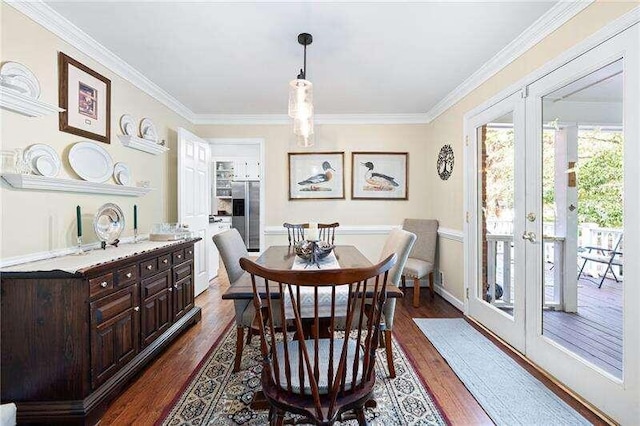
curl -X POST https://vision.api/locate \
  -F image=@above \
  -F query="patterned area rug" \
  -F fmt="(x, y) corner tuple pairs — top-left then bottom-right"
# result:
(160, 324), (447, 425)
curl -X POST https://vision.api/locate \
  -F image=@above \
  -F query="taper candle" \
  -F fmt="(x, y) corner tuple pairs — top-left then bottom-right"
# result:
(76, 205), (82, 237)
(134, 205), (138, 230)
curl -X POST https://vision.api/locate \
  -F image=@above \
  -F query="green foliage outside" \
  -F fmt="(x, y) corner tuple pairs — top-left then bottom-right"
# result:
(484, 127), (623, 228)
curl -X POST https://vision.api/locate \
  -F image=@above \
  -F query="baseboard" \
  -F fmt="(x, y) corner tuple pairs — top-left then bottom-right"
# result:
(434, 284), (465, 311)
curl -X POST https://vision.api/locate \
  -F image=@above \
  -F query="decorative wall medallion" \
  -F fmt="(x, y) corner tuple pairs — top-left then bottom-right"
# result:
(437, 144), (454, 180)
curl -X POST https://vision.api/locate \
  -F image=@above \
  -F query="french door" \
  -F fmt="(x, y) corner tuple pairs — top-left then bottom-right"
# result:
(465, 24), (639, 423)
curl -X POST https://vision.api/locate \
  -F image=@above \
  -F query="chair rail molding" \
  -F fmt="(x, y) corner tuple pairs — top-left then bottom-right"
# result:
(264, 225), (464, 241)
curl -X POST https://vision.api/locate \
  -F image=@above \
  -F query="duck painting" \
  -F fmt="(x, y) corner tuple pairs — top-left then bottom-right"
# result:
(361, 161), (399, 191)
(298, 161), (334, 191)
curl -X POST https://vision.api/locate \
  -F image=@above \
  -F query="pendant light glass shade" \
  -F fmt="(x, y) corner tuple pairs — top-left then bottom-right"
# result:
(293, 115), (314, 137)
(294, 132), (314, 148)
(288, 79), (313, 119)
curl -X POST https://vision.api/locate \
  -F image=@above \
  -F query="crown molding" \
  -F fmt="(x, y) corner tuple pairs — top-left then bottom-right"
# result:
(424, 0), (595, 123)
(6, 0), (196, 121)
(191, 113), (429, 125)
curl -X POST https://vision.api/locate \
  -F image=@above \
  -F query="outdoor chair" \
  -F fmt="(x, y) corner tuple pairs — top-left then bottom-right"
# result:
(239, 254), (396, 426)
(578, 234), (623, 288)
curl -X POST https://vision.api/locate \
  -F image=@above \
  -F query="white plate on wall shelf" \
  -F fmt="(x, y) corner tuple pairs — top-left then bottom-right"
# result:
(69, 141), (114, 183)
(0, 62), (41, 99)
(113, 162), (131, 186)
(119, 114), (136, 136)
(140, 118), (158, 143)
(24, 143), (61, 177)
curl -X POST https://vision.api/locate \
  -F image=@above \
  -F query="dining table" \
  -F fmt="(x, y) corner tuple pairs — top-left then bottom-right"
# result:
(221, 245), (405, 301)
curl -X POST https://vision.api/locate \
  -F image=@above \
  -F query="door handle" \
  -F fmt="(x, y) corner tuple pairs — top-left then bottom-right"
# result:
(522, 232), (537, 243)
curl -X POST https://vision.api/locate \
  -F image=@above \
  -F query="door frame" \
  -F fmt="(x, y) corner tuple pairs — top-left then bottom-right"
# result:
(208, 138), (266, 253)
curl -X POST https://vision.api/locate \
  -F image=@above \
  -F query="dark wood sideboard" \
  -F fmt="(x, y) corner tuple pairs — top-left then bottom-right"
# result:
(0, 238), (202, 425)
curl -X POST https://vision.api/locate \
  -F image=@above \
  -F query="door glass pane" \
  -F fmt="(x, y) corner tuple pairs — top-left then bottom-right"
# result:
(477, 112), (515, 316)
(541, 60), (623, 379)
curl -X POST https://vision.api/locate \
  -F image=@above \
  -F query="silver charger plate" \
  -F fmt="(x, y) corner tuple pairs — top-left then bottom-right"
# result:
(93, 203), (125, 244)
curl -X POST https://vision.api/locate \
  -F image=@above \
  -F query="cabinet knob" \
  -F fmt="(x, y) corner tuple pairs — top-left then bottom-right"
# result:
(188, 250), (192, 255)
(100, 281), (108, 288)
(177, 254), (182, 259)
(146, 265), (153, 270)
(126, 272), (132, 278)
(168, 287), (173, 292)
(134, 306), (140, 312)
(174, 284), (178, 289)
(162, 259), (169, 264)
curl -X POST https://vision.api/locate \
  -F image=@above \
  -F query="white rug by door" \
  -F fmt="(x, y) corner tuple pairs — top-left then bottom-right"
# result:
(414, 318), (590, 426)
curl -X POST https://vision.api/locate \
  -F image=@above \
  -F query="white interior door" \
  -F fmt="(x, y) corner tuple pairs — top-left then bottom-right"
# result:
(465, 91), (526, 353)
(178, 128), (210, 296)
(524, 25), (639, 424)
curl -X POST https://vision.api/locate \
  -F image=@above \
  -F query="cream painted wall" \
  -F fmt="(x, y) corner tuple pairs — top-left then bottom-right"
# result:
(423, 1), (637, 301)
(197, 124), (430, 262)
(0, 4), (194, 259)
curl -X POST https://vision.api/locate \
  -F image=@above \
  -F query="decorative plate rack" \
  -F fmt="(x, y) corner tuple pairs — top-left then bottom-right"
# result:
(0, 87), (63, 117)
(118, 135), (169, 155)
(1, 173), (152, 197)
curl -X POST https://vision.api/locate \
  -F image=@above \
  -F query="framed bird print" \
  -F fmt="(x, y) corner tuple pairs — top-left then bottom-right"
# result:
(288, 152), (345, 200)
(351, 152), (408, 200)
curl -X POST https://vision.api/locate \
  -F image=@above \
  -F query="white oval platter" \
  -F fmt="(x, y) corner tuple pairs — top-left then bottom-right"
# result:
(69, 141), (114, 183)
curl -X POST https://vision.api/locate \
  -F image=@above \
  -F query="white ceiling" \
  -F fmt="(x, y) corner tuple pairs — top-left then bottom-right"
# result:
(45, 1), (557, 115)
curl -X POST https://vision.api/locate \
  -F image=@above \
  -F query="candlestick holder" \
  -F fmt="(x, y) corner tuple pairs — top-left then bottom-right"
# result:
(72, 236), (88, 256)
(133, 228), (140, 244)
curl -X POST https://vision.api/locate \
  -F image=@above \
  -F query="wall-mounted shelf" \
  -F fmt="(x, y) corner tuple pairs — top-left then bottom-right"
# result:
(118, 135), (169, 155)
(0, 87), (64, 117)
(1, 173), (152, 197)
(217, 196), (232, 199)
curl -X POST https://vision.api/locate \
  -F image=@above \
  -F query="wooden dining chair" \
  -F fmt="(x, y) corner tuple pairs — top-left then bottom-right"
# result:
(283, 222), (340, 245)
(239, 254), (396, 426)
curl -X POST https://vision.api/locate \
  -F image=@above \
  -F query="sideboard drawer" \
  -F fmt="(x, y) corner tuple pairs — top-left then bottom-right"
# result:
(158, 253), (172, 271)
(172, 249), (185, 264)
(140, 258), (158, 278)
(185, 246), (194, 260)
(117, 264), (137, 287)
(174, 260), (192, 282)
(89, 273), (114, 299)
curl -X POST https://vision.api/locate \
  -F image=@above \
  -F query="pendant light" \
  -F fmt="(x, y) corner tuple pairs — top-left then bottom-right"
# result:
(288, 33), (314, 147)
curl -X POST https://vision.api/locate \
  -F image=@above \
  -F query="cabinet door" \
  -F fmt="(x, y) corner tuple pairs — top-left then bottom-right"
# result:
(246, 160), (260, 180)
(141, 271), (172, 348)
(172, 276), (194, 322)
(90, 284), (139, 389)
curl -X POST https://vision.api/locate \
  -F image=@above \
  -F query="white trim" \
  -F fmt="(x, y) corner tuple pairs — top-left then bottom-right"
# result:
(264, 224), (398, 236)
(438, 227), (464, 242)
(265, 224), (464, 240)
(1, 173), (153, 197)
(0, 86), (64, 117)
(434, 284), (464, 312)
(464, 6), (640, 122)
(0, 234), (150, 269)
(192, 113), (429, 125)
(425, 1), (594, 123)
(6, 0), (195, 121)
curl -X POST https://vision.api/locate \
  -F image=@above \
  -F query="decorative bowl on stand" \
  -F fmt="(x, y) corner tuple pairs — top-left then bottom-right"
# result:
(294, 240), (335, 266)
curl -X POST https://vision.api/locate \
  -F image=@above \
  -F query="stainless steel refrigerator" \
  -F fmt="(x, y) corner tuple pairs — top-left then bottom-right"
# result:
(231, 181), (260, 251)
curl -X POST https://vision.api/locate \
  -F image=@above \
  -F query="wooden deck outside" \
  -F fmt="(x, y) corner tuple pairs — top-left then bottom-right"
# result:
(542, 275), (623, 379)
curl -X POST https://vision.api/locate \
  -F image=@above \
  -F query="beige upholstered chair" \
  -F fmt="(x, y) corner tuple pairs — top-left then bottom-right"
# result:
(377, 228), (416, 378)
(401, 219), (439, 307)
(212, 229), (256, 372)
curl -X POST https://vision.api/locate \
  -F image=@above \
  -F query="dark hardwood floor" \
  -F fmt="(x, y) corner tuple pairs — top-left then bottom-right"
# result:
(99, 273), (608, 425)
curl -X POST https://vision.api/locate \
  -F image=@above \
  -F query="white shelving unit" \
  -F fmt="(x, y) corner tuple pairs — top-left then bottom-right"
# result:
(1, 173), (152, 197)
(0, 87), (63, 117)
(118, 135), (169, 155)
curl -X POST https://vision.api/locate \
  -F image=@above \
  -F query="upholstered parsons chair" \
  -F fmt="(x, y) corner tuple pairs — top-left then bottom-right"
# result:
(212, 229), (257, 372)
(401, 219), (439, 307)
(376, 228), (416, 378)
